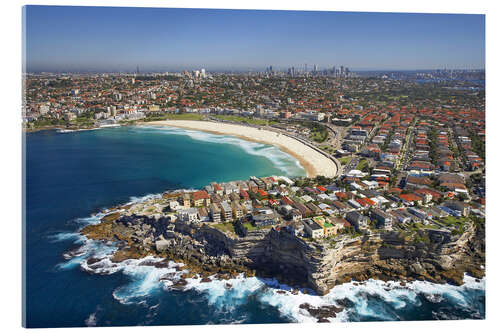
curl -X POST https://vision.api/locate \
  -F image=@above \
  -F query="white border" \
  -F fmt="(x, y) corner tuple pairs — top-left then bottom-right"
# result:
(2, 1), (499, 333)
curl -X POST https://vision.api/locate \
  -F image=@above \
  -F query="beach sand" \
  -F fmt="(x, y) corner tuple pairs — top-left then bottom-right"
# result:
(147, 120), (338, 178)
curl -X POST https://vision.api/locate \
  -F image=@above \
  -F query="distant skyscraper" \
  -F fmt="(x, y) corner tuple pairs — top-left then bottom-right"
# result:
(313, 64), (318, 73)
(201, 68), (206, 78)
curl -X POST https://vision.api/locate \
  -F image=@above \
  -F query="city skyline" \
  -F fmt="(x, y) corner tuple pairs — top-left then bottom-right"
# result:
(24, 6), (485, 72)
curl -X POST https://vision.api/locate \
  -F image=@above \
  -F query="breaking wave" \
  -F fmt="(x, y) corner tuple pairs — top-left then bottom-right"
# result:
(53, 191), (485, 324)
(58, 229), (486, 323)
(136, 125), (306, 177)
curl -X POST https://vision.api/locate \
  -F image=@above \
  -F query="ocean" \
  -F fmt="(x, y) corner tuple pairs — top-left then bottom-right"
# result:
(23, 125), (485, 328)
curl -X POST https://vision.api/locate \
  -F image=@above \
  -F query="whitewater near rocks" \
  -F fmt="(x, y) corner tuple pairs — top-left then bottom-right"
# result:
(53, 192), (485, 325)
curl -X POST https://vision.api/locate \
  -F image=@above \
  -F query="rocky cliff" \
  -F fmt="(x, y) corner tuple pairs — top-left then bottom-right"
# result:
(81, 214), (485, 295)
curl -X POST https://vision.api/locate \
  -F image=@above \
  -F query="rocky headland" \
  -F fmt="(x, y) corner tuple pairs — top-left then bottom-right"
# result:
(80, 203), (485, 297)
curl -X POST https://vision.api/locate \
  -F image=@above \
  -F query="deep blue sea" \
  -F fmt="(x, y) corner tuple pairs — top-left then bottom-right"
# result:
(24, 125), (485, 328)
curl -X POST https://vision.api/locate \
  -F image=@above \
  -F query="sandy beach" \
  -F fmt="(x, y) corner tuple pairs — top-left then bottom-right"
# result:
(147, 120), (338, 178)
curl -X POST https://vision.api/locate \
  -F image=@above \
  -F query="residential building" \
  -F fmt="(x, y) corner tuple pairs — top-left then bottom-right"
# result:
(302, 218), (324, 239)
(346, 211), (369, 231)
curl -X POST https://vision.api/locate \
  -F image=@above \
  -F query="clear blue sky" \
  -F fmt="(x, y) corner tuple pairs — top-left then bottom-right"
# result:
(24, 6), (485, 72)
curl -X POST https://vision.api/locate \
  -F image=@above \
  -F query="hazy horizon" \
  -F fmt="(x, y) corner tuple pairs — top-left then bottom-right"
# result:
(24, 6), (485, 73)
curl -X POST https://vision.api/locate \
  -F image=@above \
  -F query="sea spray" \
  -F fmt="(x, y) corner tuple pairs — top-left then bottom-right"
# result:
(61, 226), (486, 323)
(53, 189), (485, 324)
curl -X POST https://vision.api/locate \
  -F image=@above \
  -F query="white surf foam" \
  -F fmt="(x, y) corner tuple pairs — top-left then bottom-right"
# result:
(137, 125), (306, 176)
(48, 231), (86, 244)
(84, 312), (97, 327)
(58, 194), (485, 323)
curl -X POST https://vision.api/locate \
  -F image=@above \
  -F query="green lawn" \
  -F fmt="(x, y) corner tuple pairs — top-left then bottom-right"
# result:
(356, 158), (369, 170)
(214, 115), (276, 126)
(438, 216), (469, 235)
(212, 222), (235, 234)
(145, 113), (206, 121)
(243, 222), (273, 231)
(339, 156), (352, 165)
(310, 129), (328, 143)
(440, 216), (469, 226)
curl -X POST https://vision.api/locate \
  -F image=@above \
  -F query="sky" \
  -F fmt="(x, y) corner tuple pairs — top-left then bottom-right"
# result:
(23, 6), (485, 72)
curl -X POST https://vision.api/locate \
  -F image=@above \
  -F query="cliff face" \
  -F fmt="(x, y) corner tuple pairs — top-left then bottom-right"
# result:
(81, 214), (485, 296)
(193, 223), (484, 295)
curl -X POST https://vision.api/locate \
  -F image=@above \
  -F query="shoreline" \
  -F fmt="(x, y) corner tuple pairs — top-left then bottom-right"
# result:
(145, 120), (337, 178)
(80, 193), (485, 297)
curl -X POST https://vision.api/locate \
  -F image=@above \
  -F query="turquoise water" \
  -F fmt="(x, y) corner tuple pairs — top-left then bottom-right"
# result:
(24, 125), (484, 328)
(24, 125), (304, 327)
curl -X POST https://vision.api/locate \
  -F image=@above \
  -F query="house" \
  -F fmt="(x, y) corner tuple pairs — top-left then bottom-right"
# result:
(399, 193), (423, 206)
(178, 208), (199, 223)
(192, 190), (210, 207)
(220, 202), (233, 221)
(197, 207), (210, 222)
(347, 199), (362, 209)
(289, 209), (302, 222)
(231, 201), (244, 219)
(346, 211), (369, 231)
(210, 203), (221, 223)
(390, 209), (412, 224)
(425, 206), (449, 218)
(327, 216), (350, 230)
(240, 189), (250, 200)
(169, 200), (180, 211)
(293, 201), (312, 216)
(332, 200), (349, 212)
(439, 205), (461, 217)
(313, 216), (338, 237)
(212, 183), (224, 196)
(405, 176), (432, 189)
(408, 207), (430, 221)
(224, 183), (239, 195)
(181, 193), (191, 208)
(280, 204), (294, 215)
(253, 212), (280, 227)
(302, 218), (324, 238)
(242, 200), (253, 214)
(318, 203), (331, 211)
(444, 200), (470, 217)
(371, 208), (393, 230)
(414, 188), (443, 202)
(306, 202), (322, 215)
(301, 195), (314, 203)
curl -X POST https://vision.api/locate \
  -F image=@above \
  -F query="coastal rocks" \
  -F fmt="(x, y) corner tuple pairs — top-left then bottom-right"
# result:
(86, 257), (103, 266)
(139, 259), (170, 268)
(111, 247), (151, 263)
(171, 279), (188, 290)
(299, 303), (344, 322)
(155, 239), (174, 252)
(63, 246), (87, 259)
(440, 270), (465, 286)
(100, 212), (121, 223)
(159, 272), (177, 281)
(79, 208), (485, 296)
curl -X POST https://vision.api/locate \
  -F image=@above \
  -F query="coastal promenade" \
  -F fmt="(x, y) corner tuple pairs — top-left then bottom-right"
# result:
(147, 120), (338, 178)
